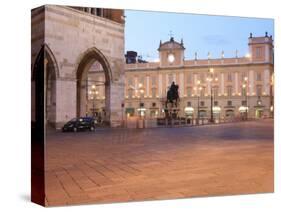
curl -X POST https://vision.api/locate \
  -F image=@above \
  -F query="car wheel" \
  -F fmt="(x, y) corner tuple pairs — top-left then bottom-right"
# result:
(90, 126), (95, 132)
(73, 127), (77, 132)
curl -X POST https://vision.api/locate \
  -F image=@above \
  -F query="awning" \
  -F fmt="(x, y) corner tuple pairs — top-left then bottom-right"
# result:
(125, 108), (135, 113)
(137, 108), (146, 111)
(239, 106), (249, 112)
(212, 106), (221, 113)
(184, 107), (194, 114)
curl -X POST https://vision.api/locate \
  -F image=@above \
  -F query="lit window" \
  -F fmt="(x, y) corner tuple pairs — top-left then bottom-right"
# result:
(128, 77), (133, 86)
(227, 86), (232, 96)
(151, 88), (157, 98)
(168, 74), (173, 84)
(256, 47), (262, 58)
(139, 76), (145, 86)
(151, 76), (156, 86)
(256, 72), (262, 81)
(200, 87), (205, 97)
(242, 86), (247, 96)
(128, 89), (133, 98)
(256, 85), (262, 96)
(213, 86), (219, 97)
(241, 72), (246, 81)
(242, 100), (247, 106)
(200, 73), (205, 83)
(187, 87), (192, 97)
(227, 73), (232, 82)
(186, 74), (192, 83)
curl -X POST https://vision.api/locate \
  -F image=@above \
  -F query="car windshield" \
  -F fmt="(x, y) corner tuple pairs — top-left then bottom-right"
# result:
(82, 118), (92, 122)
(67, 118), (78, 123)
(67, 117), (93, 124)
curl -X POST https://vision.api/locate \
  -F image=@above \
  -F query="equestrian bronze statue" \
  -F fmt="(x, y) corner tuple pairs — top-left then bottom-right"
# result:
(166, 81), (180, 108)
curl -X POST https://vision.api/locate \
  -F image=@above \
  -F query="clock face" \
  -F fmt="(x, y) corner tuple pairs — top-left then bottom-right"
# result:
(167, 53), (175, 63)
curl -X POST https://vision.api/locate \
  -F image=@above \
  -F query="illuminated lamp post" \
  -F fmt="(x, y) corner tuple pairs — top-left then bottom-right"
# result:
(208, 68), (215, 123)
(245, 53), (252, 119)
(137, 83), (145, 117)
(242, 76), (248, 120)
(195, 80), (202, 125)
(90, 84), (99, 117)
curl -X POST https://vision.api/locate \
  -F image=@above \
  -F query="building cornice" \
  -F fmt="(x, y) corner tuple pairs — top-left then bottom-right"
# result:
(125, 61), (273, 73)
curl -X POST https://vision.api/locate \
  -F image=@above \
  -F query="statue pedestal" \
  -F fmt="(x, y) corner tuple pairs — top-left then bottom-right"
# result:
(164, 103), (180, 119)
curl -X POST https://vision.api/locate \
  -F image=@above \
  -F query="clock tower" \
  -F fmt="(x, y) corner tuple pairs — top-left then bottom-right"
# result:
(158, 37), (185, 67)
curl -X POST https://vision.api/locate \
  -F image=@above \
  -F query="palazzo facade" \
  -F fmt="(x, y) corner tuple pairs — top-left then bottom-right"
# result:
(90, 34), (274, 121)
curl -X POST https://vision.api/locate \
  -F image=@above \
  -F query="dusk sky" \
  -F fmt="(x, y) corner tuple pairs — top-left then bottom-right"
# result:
(125, 10), (274, 62)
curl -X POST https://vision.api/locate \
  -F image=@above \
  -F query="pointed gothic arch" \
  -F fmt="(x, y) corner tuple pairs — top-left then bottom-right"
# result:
(75, 47), (112, 122)
(31, 44), (59, 127)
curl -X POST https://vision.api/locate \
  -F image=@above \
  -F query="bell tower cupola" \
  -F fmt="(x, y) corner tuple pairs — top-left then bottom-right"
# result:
(158, 37), (185, 67)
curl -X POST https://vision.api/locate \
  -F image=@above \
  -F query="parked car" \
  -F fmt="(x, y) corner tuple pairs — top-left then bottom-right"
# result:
(62, 117), (96, 132)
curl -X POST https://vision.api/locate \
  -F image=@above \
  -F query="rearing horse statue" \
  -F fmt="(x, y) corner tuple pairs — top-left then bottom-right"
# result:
(166, 81), (180, 108)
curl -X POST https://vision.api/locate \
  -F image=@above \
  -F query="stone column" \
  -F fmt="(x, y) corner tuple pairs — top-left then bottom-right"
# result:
(194, 74), (198, 96)
(263, 69), (270, 95)
(179, 72), (184, 97)
(158, 74), (162, 97)
(109, 81), (124, 127)
(44, 59), (48, 128)
(146, 76), (149, 97)
(249, 70), (254, 95)
(134, 76), (138, 96)
(55, 78), (77, 129)
(220, 73), (224, 95)
(235, 72), (238, 94)
(173, 73), (176, 83)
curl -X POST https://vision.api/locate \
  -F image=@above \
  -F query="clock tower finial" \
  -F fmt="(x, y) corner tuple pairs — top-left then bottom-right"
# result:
(158, 37), (185, 67)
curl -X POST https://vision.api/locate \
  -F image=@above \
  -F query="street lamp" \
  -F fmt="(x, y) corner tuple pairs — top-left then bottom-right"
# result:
(208, 68), (215, 123)
(138, 83), (144, 116)
(90, 85), (99, 117)
(139, 88), (144, 117)
(242, 76), (248, 120)
(195, 80), (202, 125)
(245, 53), (251, 119)
(131, 83), (145, 117)
(270, 74), (274, 118)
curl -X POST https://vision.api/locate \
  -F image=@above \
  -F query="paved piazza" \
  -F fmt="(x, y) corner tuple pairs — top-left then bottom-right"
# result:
(45, 120), (274, 206)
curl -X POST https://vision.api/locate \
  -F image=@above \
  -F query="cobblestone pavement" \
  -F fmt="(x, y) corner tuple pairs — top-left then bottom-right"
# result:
(45, 120), (274, 206)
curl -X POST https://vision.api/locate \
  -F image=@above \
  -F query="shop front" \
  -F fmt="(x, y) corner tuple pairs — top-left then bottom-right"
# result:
(184, 107), (194, 119)
(125, 108), (135, 117)
(150, 108), (159, 118)
(225, 109), (235, 120)
(137, 108), (146, 117)
(212, 106), (221, 122)
(239, 106), (249, 120)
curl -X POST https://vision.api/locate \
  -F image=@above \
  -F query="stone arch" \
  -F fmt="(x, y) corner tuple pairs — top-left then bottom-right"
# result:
(31, 44), (59, 127)
(75, 47), (112, 122)
(32, 43), (59, 80)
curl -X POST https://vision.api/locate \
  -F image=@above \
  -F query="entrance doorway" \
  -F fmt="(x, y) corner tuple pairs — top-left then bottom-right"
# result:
(76, 47), (112, 125)
(32, 44), (58, 128)
(255, 109), (264, 118)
